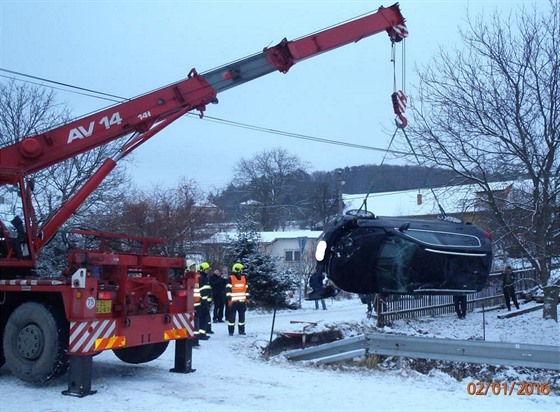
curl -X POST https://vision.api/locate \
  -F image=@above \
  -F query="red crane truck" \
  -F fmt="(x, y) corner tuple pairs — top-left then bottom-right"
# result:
(0, 3), (407, 396)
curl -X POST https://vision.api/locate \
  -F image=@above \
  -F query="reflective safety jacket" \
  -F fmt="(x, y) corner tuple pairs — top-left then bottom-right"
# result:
(194, 272), (212, 307)
(226, 274), (249, 303)
(194, 274), (201, 307)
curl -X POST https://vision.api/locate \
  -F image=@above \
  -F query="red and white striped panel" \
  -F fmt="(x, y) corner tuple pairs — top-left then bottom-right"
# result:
(69, 319), (116, 354)
(393, 24), (409, 39)
(172, 313), (195, 337)
(395, 91), (407, 113)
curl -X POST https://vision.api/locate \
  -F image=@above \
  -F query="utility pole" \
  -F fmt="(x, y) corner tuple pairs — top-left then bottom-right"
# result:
(297, 236), (307, 308)
(337, 169), (345, 216)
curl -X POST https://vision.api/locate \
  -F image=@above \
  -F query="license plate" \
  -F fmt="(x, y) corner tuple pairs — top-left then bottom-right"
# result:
(96, 300), (112, 314)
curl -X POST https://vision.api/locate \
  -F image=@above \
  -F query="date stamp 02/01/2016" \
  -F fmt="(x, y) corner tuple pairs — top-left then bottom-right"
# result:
(467, 381), (552, 396)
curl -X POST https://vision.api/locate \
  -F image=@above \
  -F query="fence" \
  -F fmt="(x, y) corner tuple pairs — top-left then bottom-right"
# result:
(376, 268), (537, 326)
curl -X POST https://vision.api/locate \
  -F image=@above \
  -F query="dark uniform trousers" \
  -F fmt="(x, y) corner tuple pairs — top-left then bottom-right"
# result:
(227, 301), (246, 335)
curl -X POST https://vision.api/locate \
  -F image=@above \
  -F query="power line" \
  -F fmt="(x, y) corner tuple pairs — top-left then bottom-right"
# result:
(0, 74), (124, 104)
(0, 68), (127, 102)
(189, 114), (408, 155)
(1, 68), (407, 155)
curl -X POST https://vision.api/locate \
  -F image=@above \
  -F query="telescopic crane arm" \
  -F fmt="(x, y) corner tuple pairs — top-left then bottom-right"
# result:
(0, 3), (406, 184)
(0, 3), (407, 258)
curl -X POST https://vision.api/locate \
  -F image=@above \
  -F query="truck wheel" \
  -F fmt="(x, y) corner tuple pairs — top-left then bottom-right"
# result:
(0, 339), (4, 368)
(3, 302), (69, 382)
(113, 341), (169, 364)
(1, 315), (5, 368)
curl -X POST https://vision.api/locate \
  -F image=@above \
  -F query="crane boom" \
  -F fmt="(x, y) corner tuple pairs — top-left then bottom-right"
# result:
(0, 3), (406, 185)
(1, 3), (407, 266)
(0, 4), (412, 394)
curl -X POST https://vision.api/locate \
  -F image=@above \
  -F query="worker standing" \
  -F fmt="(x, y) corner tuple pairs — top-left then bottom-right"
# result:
(221, 266), (231, 321)
(210, 269), (226, 323)
(197, 262), (213, 340)
(186, 259), (203, 345)
(500, 265), (520, 311)
(226, 263), (250, 336)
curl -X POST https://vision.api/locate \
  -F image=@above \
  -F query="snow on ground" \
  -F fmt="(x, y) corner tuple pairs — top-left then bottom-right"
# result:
(0, 298), (558, 412)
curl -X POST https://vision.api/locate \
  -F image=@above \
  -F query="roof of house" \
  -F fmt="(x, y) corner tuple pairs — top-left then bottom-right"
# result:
(343, 180), (521, 217)
(203, 180), (530, 245)
(259, 231), (323, 244)
(204, 230), (322, 244)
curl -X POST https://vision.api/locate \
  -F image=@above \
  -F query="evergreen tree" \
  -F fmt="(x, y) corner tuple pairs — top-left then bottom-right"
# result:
(225, 215), (296, 309)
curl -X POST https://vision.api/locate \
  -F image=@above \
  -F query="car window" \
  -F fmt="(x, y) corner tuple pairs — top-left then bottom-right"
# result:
(401, 229), (481, 247)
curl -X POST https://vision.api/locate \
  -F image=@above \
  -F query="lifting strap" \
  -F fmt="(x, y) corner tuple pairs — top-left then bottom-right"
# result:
(358, 37), (446, 219)
(390, 38), (447, 218)
(357, 37), (407, 214)
(357, 127), (399, 215)
(398, 125), (448, 218)
(391, 38), (408, 128)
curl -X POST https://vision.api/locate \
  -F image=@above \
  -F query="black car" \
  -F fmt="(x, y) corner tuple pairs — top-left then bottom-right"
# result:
(313, 211), (493, 296)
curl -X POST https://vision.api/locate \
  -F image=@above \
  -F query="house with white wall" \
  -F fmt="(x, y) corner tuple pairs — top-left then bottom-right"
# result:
(259, 230), (323, 267)
(201, 229), (322, 268)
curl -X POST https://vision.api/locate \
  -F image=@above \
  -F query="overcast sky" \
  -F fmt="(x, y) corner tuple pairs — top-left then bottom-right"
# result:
(0, 0), (542, 192)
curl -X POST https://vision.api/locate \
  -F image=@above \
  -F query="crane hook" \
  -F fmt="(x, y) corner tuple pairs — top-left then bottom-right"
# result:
(391, 91), (408, 128)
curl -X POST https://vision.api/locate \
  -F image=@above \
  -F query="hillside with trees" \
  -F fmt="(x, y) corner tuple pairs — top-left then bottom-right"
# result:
(210, 158), (476, 230)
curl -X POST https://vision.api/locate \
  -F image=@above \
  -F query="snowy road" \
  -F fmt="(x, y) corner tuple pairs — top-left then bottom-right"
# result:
(0, 298), (557, 412)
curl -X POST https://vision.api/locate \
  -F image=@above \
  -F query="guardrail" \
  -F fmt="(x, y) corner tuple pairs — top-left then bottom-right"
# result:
(284, 333), (560, 370)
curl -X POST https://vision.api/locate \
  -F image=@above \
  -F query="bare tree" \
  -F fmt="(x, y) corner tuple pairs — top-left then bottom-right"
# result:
(1, 79), (129, 222)
(306, 178), (338, 228)
(0, 79), (129, 273)
(234, 147), (309, 230)
(0, 79), (70, 146)
(408, 1), (559, 319)
(96, 178), (215, 256)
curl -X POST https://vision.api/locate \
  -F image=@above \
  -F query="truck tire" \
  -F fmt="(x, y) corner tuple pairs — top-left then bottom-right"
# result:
(3, 302), (69, 382)
(113, 341), (169, 364)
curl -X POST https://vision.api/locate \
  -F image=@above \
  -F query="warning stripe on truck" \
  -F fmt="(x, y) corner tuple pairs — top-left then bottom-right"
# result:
(69, 319), (117, 353)
(164, 328), (188, 340)
(69, 313), (194, 352)
(95, 335), (126, 350)
(165, 313), (195, 340)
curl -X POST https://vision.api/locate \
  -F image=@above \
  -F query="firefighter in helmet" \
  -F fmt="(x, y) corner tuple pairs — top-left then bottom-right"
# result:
(196, 261), (213, 340)
(185, 259), (202, 344)
(226, 263), (249, 336)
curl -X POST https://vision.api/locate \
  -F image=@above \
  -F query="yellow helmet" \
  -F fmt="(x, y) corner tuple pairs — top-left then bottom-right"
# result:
(232, 263), (244, 273)
(199, 262), (211, 271)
